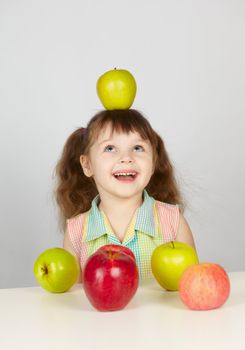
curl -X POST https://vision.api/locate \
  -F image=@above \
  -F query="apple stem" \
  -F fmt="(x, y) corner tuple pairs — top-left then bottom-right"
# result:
(171, 241), (175, 249)
(108, 250), (114, 260)
(41, 265), (48, 275)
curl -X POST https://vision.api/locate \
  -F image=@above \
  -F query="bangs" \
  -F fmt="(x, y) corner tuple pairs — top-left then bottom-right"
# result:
(88, 109), (155, 146)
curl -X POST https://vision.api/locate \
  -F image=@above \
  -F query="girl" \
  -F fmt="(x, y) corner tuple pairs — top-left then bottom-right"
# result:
(55, 109), (197, 282)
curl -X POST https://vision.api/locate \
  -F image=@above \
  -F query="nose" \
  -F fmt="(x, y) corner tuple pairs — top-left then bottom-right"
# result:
(119, 153), (133, 164)
(120, 158), (133, 164)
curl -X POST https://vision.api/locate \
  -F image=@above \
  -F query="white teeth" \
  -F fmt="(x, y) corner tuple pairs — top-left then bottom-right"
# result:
(114, 172), (136, 176)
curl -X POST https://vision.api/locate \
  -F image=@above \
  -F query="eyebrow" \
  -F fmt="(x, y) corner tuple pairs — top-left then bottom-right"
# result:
(98, 138), (148, 146)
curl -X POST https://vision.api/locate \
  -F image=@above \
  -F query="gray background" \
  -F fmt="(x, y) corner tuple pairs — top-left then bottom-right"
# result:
(0, 0), (244, 288)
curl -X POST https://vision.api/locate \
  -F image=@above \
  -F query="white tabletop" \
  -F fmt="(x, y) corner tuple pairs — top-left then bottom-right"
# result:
(0, 271), (244, 350)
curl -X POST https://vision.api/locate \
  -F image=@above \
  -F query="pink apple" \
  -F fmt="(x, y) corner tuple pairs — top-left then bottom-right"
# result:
(97, 244), (136, 261)
(83, 246), (139, 311)
(179, 263), (230, 310)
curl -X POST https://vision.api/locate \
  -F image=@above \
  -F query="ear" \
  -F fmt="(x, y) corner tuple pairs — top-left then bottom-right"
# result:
(80, 155), (93, 177)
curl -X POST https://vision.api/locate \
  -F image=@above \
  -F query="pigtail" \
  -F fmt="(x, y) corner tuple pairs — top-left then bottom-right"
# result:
(54, 127), (98, 231)
(146, 132), (184, 211)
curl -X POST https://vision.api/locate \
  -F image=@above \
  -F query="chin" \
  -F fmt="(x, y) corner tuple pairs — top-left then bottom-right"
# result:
(112, 187), (145, 199)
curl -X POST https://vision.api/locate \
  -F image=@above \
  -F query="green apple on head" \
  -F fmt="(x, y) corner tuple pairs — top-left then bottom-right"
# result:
(96, 68), (137, 110)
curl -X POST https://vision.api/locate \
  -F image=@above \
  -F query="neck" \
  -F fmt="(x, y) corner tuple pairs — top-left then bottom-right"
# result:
(98, 191), (144, 216)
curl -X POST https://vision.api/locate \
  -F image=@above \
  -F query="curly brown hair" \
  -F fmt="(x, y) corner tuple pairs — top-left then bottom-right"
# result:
(54, 109), (183, 231)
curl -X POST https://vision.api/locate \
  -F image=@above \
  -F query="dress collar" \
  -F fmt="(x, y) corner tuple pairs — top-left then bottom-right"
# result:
(85, 189), (156, 242)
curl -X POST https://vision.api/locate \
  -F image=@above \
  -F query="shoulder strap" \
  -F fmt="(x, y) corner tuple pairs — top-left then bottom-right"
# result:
(66, 213), (86, 257)
(156, 201), (180, 242)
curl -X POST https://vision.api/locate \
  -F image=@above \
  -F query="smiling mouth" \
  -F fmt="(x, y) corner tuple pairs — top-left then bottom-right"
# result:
(113, 172), (138, 182)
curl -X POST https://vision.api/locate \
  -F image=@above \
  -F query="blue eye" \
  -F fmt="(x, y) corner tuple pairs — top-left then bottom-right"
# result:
(104, 145), (115, 152)
(134, 145), (144, 152)
(104, 145), (144, 152)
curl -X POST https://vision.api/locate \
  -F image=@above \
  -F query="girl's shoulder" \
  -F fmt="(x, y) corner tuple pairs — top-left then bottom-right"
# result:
(66, 210), (90, 236)
(65, 211), (90, 259)
(67, 210), (89, 224)
(154, 199), (180, 225)
(154, 200), (180, 241)
(155, 199), (180, 212)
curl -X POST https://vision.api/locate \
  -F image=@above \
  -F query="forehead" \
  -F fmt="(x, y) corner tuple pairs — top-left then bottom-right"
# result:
(94, 123), (147, 143)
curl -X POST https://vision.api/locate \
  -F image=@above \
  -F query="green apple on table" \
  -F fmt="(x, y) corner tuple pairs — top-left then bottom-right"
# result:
(96, 68), (137, 110)
(151, 241), (199, 291)
(33, 248), (80, 293)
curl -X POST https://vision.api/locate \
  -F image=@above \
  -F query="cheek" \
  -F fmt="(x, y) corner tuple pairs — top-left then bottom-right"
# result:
(145, 157), (155, 174)
(94, 158), (112, 174)
(100, 153), (118, 165)
(139, 153), (154, 165)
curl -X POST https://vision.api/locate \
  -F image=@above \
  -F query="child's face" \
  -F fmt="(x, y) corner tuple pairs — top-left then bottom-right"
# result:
(80, 124), (155, 200)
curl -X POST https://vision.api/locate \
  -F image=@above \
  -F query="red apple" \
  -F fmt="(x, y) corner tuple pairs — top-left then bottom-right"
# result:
(97, 244), (136, 261)
(83, 246), (139, 311)
(179, 263), (230, 310)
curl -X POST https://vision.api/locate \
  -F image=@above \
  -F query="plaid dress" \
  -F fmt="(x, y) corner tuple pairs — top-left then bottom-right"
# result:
(66, 189), (179, 281)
